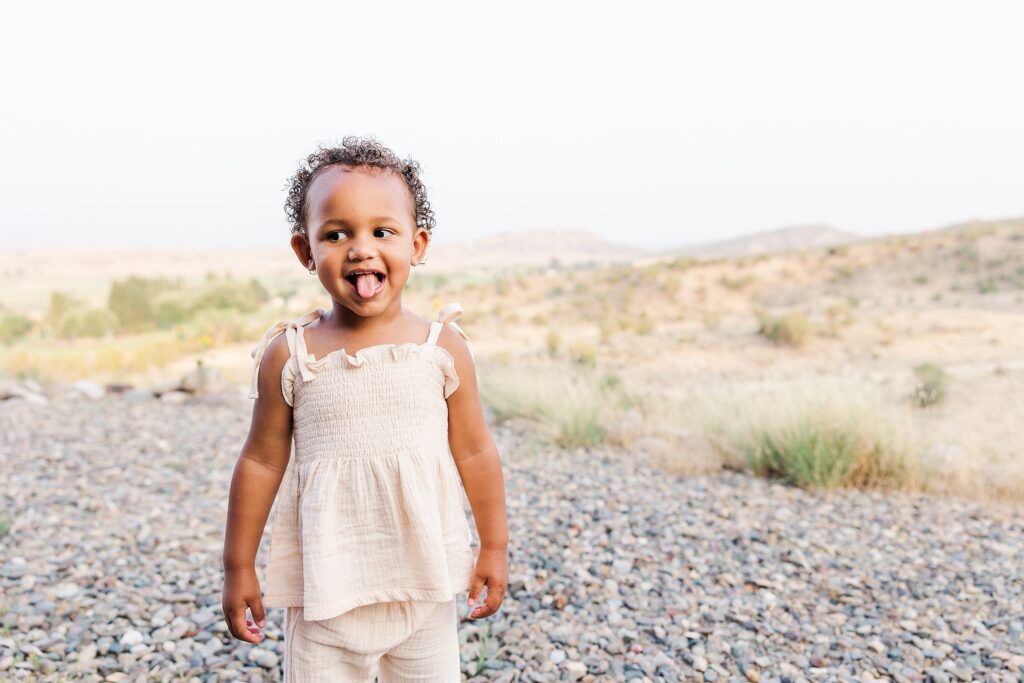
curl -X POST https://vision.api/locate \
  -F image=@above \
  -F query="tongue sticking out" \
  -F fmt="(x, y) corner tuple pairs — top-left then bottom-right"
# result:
(355, 273), (380, 298)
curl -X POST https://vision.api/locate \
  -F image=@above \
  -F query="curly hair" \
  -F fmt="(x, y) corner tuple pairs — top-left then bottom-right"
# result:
(284, 135), (436, 236)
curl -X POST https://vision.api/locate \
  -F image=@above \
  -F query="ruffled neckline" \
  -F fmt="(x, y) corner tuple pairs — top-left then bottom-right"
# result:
(304, 340), (456, 369)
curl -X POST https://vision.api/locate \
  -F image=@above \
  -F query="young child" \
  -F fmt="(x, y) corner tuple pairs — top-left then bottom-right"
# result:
(221, 136), (509, 681)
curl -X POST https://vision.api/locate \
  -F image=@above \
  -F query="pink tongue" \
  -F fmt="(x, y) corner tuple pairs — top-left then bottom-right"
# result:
(355, 273), (379, 298)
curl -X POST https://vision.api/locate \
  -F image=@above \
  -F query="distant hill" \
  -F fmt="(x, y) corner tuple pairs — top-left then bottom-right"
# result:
(667, 224), (865, 260)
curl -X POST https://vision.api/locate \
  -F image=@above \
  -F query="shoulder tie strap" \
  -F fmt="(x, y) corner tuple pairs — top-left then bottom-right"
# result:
(290, 308), (324, 383)
(248, 308), (323, 399)
(424, 302), (475, 361)
(249, 319), (291, 399)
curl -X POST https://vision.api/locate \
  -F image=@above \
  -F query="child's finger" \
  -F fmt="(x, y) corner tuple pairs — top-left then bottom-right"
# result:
(227, 606), (259, 643)
(249, 598), (267, 630)
(467, 574), (485, 607)
(469, 582), (506, 619)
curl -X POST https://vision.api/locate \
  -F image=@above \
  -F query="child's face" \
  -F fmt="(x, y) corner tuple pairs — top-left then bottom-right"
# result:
(293, 164), (428, 316)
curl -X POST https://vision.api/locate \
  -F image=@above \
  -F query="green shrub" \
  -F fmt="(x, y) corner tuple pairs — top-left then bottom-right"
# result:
(568, 340), (597, 367)
(697, 381), (919, 490)
(0, 312), (33, 344)
(194, 277), (268, 313)
(756, 309), (813, 346)
(545, 330), (560, 355)
(910, 363), (948, 407)
(108, 275), (183, 332)
(977, 279), (996, 294)
(59, 308), (118, 339)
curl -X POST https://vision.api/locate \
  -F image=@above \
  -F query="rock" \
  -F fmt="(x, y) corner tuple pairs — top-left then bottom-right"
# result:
(566, 660), (587, 680)
(247, 649), (279, 668)
(73, 380), (106, 399)
(119, 630), (144, 647)
(181, 363), (229, 395)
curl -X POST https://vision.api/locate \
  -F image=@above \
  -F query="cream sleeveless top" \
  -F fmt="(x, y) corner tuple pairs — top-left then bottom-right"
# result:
(247, 302), (476, 621)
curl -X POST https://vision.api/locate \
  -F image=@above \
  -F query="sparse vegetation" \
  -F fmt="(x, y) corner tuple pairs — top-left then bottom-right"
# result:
(0, 311), (33, 344)
(824, 301), (854, 336)
(756, 308), (813, 346)
(702, 310), (721, 329)
(598, 316), (617, 344)
(568, 340), (597, 367)
(910, 363), (949, 408)
(634, 316), (655, 335)
(3, 218), (1022, 500)
(695, 380), (922, 490)
(545, 329), (560, 356)
(479, 363), (627, 448)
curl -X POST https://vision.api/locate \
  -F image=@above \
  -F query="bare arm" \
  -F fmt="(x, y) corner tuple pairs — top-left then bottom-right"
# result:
(439, 326), (509, 619)
(221, 332), (294, 642)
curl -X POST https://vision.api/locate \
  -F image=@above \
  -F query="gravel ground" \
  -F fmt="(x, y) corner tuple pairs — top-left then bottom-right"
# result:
(1, 388), (1023, 682)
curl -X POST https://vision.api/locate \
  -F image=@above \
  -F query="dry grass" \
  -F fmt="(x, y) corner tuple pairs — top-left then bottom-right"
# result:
(3, 219), (1022, 503)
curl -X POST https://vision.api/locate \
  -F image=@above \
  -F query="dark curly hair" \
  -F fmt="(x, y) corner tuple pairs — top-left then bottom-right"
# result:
(284, 135), (436, 236)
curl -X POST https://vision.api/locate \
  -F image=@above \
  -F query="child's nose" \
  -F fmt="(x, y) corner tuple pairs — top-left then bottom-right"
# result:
(348, 241), (375, 259)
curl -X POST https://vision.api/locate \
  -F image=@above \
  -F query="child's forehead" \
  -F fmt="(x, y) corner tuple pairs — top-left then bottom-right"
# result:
(307, 165), (413, 222)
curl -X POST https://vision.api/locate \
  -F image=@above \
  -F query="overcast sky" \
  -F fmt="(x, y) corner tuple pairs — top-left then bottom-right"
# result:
(2, 1), (1022, 251)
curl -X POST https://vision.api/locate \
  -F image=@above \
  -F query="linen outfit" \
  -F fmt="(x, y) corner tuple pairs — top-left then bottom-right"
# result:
(248, 303), (477, 681)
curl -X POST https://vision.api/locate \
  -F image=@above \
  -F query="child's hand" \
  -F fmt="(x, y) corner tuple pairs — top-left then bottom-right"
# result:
(467, 546), (509, 620)
(221, 566), (267, 643)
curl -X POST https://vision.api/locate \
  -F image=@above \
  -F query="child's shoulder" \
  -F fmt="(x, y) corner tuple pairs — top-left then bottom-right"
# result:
(435, 323), (471, 358)
(251, 331), (294, 404)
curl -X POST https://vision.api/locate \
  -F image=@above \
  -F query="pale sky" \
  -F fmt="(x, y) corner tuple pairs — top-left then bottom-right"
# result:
(2, 1), (1022, 251)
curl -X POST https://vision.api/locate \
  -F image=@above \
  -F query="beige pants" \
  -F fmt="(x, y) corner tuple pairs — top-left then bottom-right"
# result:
(284, 598), (461, 682)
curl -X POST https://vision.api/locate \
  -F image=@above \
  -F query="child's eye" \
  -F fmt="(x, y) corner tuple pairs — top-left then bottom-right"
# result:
(325, 228), (394, 242)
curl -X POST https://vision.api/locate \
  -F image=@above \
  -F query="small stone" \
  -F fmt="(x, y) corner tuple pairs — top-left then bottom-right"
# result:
(566, 661), (587, 680)
(78, 643), (97, 663)
(247, 649), (279, 668)
(55, 582), (79, 598)
(119, 630), (144, 647)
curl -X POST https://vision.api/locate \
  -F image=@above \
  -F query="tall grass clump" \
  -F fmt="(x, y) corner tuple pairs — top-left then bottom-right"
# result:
(692, 378), (922, 490)
(910, 363), (948, 407)
(478, 361), (626, 449)
(755, 308), (813, 346)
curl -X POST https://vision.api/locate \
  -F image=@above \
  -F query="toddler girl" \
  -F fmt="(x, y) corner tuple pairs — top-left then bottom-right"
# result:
(221, 136), (509, 681)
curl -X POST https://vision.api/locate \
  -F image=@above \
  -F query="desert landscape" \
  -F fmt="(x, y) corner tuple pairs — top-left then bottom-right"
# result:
(1, 218), (1023, 681)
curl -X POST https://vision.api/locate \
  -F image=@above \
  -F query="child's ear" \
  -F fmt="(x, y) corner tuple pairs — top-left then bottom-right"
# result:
(412, 227), (430, 265)
(291, 231), (313, 268)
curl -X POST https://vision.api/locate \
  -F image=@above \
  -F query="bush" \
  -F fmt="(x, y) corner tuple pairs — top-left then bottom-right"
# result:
(568, 340), (597, 367)
(153, 290), (195, 329)
(910, 363), (949, 408)
(756, 309), (813, 346)
(108, 275), (183, 333)
(194, 277), (268, 313)
(696, 379), (920, 490)
(0, 312), (33, 344)
(59, 308), (118, 339)
(545, 330), (560, 355)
